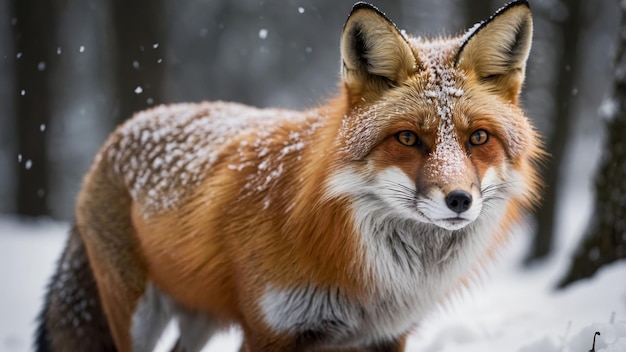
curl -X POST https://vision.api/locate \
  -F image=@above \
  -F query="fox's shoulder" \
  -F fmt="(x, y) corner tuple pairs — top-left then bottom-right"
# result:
(96, 101), (323, 215)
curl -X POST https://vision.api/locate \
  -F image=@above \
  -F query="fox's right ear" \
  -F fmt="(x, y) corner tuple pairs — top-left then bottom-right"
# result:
(341, 2), (417, 104)
(455, 1), (533, 104)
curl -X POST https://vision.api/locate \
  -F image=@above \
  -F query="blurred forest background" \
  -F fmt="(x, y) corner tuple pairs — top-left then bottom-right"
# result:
(1, 0), (624, 286)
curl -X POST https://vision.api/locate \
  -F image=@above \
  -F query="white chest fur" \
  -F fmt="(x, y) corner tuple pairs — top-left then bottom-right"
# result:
(259, 205), (503, 346)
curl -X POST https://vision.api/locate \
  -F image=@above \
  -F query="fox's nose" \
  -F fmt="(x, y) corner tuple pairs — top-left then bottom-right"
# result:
(445, 190), (472, 213)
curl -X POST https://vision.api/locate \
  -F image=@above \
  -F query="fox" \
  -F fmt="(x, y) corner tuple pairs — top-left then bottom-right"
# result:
(36, 1), (542, 351)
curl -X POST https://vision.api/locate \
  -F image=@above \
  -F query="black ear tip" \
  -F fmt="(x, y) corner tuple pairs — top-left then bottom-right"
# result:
(499, 0), (531, 13)
(351, 2), (379, 12)
(349, 2), (387, 19)
(344, 2), (397, 33)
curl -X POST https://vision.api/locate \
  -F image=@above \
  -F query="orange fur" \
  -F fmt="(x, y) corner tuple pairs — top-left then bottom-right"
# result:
(38, 2), (543, 351)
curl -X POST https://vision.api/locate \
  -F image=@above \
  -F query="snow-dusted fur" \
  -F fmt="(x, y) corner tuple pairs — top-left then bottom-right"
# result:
(35, 1), (542, 351)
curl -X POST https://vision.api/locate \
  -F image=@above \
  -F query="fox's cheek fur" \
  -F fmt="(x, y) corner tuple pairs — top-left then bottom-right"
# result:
(324, 165), (485, 231)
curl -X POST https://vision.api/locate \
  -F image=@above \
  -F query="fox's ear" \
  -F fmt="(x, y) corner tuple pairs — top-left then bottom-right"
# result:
(455, 1), (533, 104)
(341, 2), (417, 103)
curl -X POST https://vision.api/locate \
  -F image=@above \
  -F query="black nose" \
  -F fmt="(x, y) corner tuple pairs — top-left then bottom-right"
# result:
(445, 190), (472, 213)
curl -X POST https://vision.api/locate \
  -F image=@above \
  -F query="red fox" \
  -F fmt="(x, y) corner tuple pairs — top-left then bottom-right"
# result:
(36, 1), (542, 351)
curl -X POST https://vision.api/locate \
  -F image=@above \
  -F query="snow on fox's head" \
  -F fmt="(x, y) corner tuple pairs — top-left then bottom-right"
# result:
(326, 1), (541, 231)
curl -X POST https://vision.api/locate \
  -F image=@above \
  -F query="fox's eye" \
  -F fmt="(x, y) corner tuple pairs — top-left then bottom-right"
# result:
(469, 129), (489, 146)
(396, 131), (419, 146)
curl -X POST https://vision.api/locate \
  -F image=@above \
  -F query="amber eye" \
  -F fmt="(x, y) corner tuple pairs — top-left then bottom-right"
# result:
(469, 129), (489, 146)
(396, 131), (419, 146)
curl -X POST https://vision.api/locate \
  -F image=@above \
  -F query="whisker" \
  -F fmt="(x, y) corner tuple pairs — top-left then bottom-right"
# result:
(373, 180), (421, 210)
(480, 179), (523, 204)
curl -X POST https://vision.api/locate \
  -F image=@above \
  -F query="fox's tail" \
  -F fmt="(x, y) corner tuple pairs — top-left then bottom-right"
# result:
(35, 226), (117, 352)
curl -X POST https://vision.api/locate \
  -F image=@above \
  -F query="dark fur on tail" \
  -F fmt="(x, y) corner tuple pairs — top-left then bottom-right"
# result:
(35, 226), (117, 351)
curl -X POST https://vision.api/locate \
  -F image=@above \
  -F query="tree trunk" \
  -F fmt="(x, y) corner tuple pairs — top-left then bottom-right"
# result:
(10, 0), (56, 217)
(111, 1), (165, 124)
(558, 2), (626, 288)
(526, 0), (583, 263)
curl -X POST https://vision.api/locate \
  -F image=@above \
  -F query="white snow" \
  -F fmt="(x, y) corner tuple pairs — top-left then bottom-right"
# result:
(410, 37), (468, 183)
(106, 102), (322, 217)
(411, 237), (626, 352)
(599, 98), (618, 120)
(258, 28), (268, 39)
(461, 22), (483, 43)
(0, 218), (67, 352)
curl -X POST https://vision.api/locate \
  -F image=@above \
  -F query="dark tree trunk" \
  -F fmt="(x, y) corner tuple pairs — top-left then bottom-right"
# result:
(526, 0), (583, 263)
(558, 2), (626, 288)
(111, 1), (166, 124)
(10, 0), (56, 217)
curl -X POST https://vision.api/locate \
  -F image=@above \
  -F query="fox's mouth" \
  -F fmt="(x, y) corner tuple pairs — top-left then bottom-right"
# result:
(414, 207), (474, 231)
(431, 216), (473, 231)
(443, 217), (469, 223)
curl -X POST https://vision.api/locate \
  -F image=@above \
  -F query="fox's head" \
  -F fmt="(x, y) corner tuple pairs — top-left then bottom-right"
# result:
(325, 1), (541, 232)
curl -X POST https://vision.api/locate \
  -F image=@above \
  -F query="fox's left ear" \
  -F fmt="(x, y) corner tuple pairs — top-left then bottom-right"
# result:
(341, 2), (417, 104)
(455, 0), (533, 104)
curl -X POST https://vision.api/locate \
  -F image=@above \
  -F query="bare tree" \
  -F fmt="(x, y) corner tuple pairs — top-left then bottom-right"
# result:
(110, 1), (166, 124)
(10, 0), (57, 217)
(558, 1), (626, 288)
(526, 0), (583, 263)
